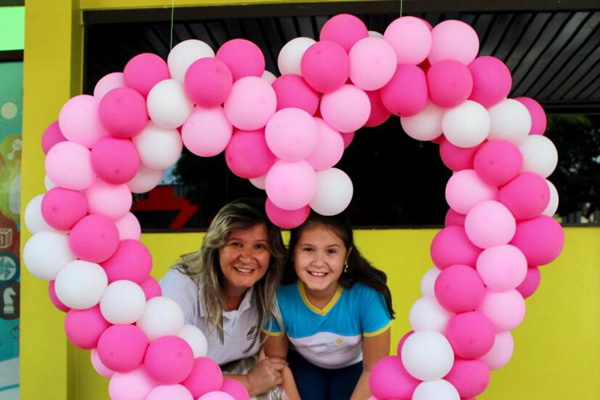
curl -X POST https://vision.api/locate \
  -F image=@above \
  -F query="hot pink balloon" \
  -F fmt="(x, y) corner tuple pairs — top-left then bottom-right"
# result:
(64, 305), (111, 349)
(123, 53), (170, 97)
(220, 379), (250, 400)
(468, 56), (512, 108)
(41, 121), (66, 155)
(101, 239), (152, 284)
(434, 264), (485, 313)
(272, 74), (319, 115)
(320, 84), (371, 133)
(384, 16), (432, 64)
(444, 208), (466, 227)
(265, 160), (318, 211)
(265, 198), (310, 229)
(320, 13), (369, 52)
(41, 187), (88, 231)
(144, 336), (195, 384)
(91, 349), (115, 378)
(59, 94), (109, 148)
(446, 311), (496, 359)
(476, 244), (528, 291)
(216, 39), (265, 81)
(301, 40), (349, 94)
(429, 20), (479, 65)
(516, 97), (547, 135)
(184, 57), (233, 108)
(380, 64), (428, 117)
(225, 130), (276, 179)
(439, 138), (479, 171)
(364, 90), (391, 127)
(94, 72), (125, 99)
(140, 276), (162, 300)
(349, 37), (397, 91)
(510, 215), (564, 265)
(516, 266), (541, 299)
(430, 226), (481, 269)
(464, 200), (516, 249)
(91, 137), (141, 184)
(98, 87), (148, 138)
(305, 118), (345, 171)
(499, 172), (550, 220)
(48, 280), (70, 312)
(427, 59), (473, 108)
(478, 289), (526, 332)
(473, 140), (523, 186)
(265, 108), (318, 161)
(341, 131), (355, 148)
(224, 76), (277, 131)
(445, 170), (498, 215)
(45, 141), (97, 191)
(369, 356), (420, 399)
(444, 359), (490, 398)
(396, 330), (414, 355)
(97, 324), (149, 372)
(69, 214), (120, 263)
(181, 357), (224, 398)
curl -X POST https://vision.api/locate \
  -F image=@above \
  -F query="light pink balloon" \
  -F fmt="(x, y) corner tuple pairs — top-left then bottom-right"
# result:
(516, 97), (547, 135)
(216, 39), (265, 81)
(429, 20), (480, 65)
(115, 212), (141, 240)
(45, 141), (97, 191)
(473, 140), (523, 187)
(478, 289), (526, 332)
(224, 76), (277, 130)
(123, 53), (170, 97)
(477, 244), (528, 291)
(468, 56), (512, 108)
(480, 331), (514, 370)
(445, 169), (498, 215)
(98, 87), (148, 138)
(384, 16), (432, 64)
(349, 37), (397, 90)
(320, 84), (371, 133)
(225, 130), (276, 179)
(94, 72), (125, 100)
(305, 118), (344, 171)
(198, 392), (235, 400)
(85, 180), (132, 221)
(272, 74), (319, 115)
(265, 108), (318, 161)
(320, 13), (369, 52)
(182, 106), (233, 157)
(59, 95), (109, 148)
(427, 59), (473, 108)
(109, 367), (157, 400)
(265, 160), (317, 210)
(380, 64), (428, 117)
(146, 385), (194, 400)
(265, 198), (310, 229)
(301, 40), (349, 94)
(91, 348), (115, 378)
(464, 200), (516, 249)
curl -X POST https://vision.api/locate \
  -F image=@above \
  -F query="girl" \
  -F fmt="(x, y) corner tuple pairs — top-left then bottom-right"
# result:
(264, 212), (395, 400)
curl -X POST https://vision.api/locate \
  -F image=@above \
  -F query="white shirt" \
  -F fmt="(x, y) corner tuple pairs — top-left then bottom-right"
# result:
(160, 269), (261, 365)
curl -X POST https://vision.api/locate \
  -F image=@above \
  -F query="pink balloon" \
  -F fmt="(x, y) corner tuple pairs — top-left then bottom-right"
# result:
(109, 367), (157, 400)
(101, 239), (152, 284)
(265, 160), (318, 211)
(91, 137), (141, 184)
(444, 359), (490, 398)
(140, 276), (163, 300)
(94, 72), (125, 99)
(380, 64), (428, 117)
(516, 97), (547, 135)
(147, 385), (194, 400)
(144, 336), (195, 384)
(349, 37), (397, 91)
(48, 280), (70, 312)
(341, 131), (355, 148)
(225, 130), (276, 179)
(430, 226), (481, 269)
(182, 106), (233, 157)
(478, 289), (526, 332)
(224, 77), (277, 131)
(427, 60), (473, 108)
(216, 39), (265, 81)
(85, 180), (133, 221)
(468, 56), (512, 108)
(444, 208), (466, 227)
(69, 214), (120, 263)
(41, 121), (66, 155)
(59, 95), (109, 148)
(446, 311), (495, 359)
(434, 265), (485, 313)
(98, 87), (148, 138)
(510, 215), (564, 265)
(198, 392), (235, 400)
(320, 84), (371, 133)
(445, 170), (498, 215)
(480, 331), (514, 370)
(220, 379), (250, 400)
(272, 74), (320, 115)
(439, 138), (479, 171)
(464, 200), (516, 249)
(320, 14), (368, 52)
(477, 245), (528, 291)
(45, 141), (97, 191)
(64, 305), (111, 349)
(516, 266), (541, 298)
(429, 20), (479, 65)
(384, 16), (432, 65)
(91, 348), (115, 378)
(123, 53), (170, 97)
(364, 90), (391, 127)
(115, 212), (141, 240)
(184, 57), (233, 108)
(181, 357), (224, 398)
(301, 40), (349, 94)
(265, 198), (310, 229)
(98, 324), (149, 372)
(265, 108), (318, 161)
(396, 330), (414, 355)
(499, 172), (550, 220)
(368, 356), (420, 399)
(473, 140), (523, 186)
(305, 118), (344, 171)
(41, 187), (88, 231)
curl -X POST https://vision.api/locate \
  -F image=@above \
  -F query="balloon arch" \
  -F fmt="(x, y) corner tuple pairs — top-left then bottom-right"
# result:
(24, 14), (564, 400)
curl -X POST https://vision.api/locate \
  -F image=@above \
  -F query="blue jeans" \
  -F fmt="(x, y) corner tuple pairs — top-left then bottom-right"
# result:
(288, 350), (363, 400)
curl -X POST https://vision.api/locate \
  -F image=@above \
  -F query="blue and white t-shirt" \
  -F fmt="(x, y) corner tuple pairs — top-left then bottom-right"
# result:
(265, 281), (391, 369)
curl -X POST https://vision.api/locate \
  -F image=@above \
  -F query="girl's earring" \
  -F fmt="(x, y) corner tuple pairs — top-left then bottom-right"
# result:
(344, 263), (349, 273)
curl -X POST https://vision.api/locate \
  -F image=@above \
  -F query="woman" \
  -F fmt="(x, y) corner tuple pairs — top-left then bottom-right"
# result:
(160, 198), (289, 397)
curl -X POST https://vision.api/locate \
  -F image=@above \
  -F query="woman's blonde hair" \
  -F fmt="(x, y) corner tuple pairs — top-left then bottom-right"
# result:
(175, 198), (286, 349)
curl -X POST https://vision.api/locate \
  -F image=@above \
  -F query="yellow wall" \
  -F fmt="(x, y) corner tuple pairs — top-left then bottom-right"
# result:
(21, 1), (600, 400)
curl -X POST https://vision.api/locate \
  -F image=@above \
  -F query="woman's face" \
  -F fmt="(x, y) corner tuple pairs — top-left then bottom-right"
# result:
(219, 224), (271, 296)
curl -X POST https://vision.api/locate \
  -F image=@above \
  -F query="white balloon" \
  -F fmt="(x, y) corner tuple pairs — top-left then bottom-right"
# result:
(519, 134), (558, 178)
(167, 39), (215, 83)
(487, 99), (531, 144)
(480, 331), (514, 370)
(177, 324), (208, 358)
(85, 180), (132, 221)
(147, 79), (194, 129)
(277, 37), (316, 76)
(368, 30), (384, 39)
(401, 330), (454, 381)
(412, 379), (460, 400)
(409, 297), (453, 332)
(401, 101), (444, 141)
(309, 168), (353, 216)
(420, 267), (442, 297)
(127, 165), (163, 194)
(24, 194), (54, 234)
(249, 175), (266, 190)
(136, 296), (185, 341)
(115, 212), (142, 240)
(132, 122), (182, 171)
(23, 231), (75, 280)
(543, 179), (559, 216)
(55, 260), (108, 309)
(261, 70), (277, 84)
(442, 101), (490, 148)
(44, 175), (56, 190)
(100, 280), (147, 324)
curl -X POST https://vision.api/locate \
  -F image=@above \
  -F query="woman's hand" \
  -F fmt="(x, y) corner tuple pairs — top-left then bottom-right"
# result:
(247, 356), (287, 395)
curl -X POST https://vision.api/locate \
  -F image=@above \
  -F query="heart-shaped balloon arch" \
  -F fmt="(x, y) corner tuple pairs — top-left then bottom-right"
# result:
(23, 14), (565, 400)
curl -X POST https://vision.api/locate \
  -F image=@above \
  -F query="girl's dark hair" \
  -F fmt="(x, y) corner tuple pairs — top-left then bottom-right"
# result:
(286, 211), (395, 318)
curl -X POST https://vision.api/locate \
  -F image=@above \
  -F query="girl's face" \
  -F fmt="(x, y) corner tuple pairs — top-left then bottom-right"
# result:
(219, 224), (271, 296)
(293, 224), (350, 298)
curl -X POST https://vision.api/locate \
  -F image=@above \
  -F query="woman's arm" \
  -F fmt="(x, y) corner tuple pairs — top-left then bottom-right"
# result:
(264, 334), (302, 400)
(225, 355), (287, 396)
(350, 328), (391, 400)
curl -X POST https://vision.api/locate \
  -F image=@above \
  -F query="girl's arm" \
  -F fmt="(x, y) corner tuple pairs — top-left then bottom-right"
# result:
(264, 334), (302, 400)
(350, 328), (391, 400)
